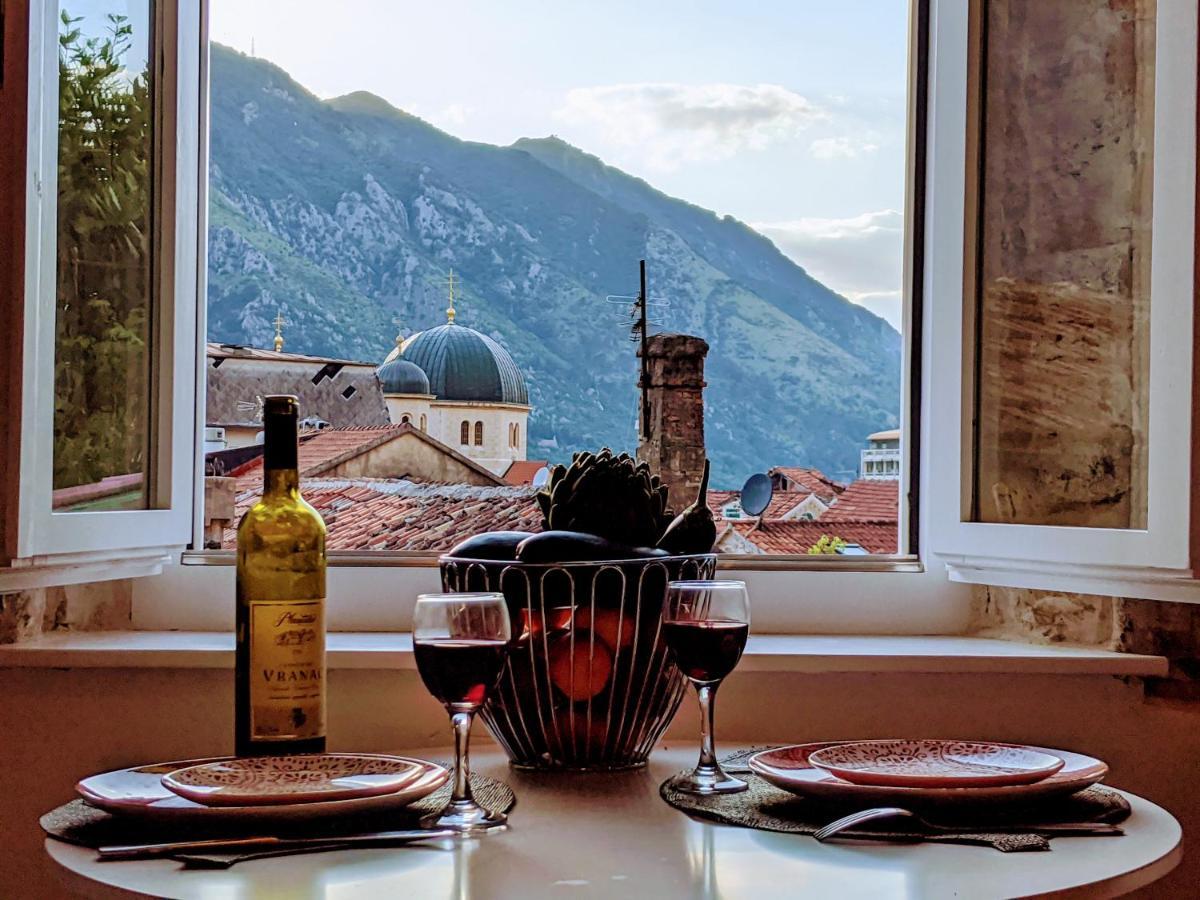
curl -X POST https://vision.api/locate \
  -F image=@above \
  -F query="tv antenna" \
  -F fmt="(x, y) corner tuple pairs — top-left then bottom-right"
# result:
(606, 260), (670, 440)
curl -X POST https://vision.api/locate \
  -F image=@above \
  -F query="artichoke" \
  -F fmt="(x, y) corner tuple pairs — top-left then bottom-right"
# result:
(536, 448), (672, 547)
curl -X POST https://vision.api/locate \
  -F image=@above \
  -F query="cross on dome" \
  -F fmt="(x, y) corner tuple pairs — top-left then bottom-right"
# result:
(272, 311), (288, 352)
(445, 269), (458, 324)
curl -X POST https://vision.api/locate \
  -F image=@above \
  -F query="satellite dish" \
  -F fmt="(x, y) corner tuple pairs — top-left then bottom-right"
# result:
(739, 473), (773, 518)
(531, 466), (551, 489)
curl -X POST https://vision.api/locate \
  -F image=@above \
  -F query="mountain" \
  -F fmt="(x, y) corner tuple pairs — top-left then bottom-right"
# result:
(206, 44), (901, 487)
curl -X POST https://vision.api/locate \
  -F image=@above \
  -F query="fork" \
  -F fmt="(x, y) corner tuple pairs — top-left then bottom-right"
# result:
(812, 807), (1124, 843)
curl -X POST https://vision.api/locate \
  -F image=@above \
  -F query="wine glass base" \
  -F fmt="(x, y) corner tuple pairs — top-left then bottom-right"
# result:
(666, 768), (748, 796)
(421, 801), (508, 835)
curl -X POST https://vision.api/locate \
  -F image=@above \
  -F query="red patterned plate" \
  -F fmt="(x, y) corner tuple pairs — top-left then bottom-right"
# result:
(76, 755), (448, 822)
(748, 742), (1107, 808)
(161, 754), (427, 806)
(806, 740), (1064, 788)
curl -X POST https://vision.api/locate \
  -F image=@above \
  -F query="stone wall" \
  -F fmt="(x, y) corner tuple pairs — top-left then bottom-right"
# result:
(973, 585), (1200, 705)
(0, 580), (131, 644)
(637, 333), (709, 512)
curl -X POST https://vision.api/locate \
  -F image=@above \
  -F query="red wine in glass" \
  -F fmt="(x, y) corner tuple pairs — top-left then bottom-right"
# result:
(414, 638), (509, 708)
(413, 592), (511, 834)
(662, 619), (749, 683)
(662, 580), (750, 796)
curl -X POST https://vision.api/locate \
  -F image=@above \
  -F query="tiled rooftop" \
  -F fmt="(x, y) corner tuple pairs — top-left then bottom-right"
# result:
(720, 520), (898, 555)
(226, 479), (541, 551)
(224, 463), (898, 556)
(207, 342), (373, 366)
(707, 489), (808, 520)
(232, 426), (406, 491)
(822, 479), (900, 522)
(768, 467), (847, 501)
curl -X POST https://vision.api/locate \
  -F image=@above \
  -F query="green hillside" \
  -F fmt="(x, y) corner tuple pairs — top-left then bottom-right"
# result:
(206, 44), (901, 486)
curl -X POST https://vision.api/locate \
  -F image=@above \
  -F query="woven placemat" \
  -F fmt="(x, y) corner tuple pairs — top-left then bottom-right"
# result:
(42, 770), (515, 851)
(660, 748), (1129, 852)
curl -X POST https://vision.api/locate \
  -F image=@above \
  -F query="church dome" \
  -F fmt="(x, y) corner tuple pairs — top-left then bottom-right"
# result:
(397, 323), (528, 405)
(376, 357), (431, 395)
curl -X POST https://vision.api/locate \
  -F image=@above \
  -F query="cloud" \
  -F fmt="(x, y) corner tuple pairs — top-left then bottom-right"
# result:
(753, 210), (904, 328)
(557, 82), (826, 170)
(809, 136), (880, 159)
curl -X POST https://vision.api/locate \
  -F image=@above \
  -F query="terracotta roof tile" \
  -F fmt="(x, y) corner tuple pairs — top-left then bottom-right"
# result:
(768, 467), (847, 501)
(720, 520), (899, 555)
(232, 426), (407, 491)
(707, 489), (809, 521)
(224, 479), (540, 552)
(821, 480), (900, 522)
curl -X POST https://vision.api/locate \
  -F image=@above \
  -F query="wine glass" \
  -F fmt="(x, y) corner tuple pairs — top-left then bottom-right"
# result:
(413, 592), (512, 834)
(662, 580), (750, 795)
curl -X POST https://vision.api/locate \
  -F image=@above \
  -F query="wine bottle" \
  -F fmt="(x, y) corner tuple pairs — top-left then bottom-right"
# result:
(235, 395), (327, 756)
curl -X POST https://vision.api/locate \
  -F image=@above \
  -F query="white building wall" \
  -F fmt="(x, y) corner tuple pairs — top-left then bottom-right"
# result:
(383, 393), (529, 476)
(383, 395), (434, 432)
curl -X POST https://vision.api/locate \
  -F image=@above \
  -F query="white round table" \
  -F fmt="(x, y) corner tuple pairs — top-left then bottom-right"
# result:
(46, 745), (1182, 900)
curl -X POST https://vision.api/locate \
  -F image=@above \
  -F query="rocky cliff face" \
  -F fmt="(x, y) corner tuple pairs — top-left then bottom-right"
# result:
(206, 44), (901, 486)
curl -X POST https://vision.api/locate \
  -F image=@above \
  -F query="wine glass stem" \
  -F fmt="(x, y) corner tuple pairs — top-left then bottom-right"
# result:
(450, 710), (476, 807)
(696, 682), (719, 772)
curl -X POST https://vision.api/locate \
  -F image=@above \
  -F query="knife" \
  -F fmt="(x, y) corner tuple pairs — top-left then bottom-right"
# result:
(97, 828), (457, 862)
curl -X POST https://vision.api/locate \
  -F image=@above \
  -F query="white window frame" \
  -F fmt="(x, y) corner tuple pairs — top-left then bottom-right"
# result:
(926, 0), (1200, 603)
(129, 0), (976, 636)
(6, 0), (981, 633)
(5, 0), (203, 587)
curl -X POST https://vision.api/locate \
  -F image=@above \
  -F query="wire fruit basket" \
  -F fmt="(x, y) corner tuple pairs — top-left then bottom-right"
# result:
(440, 553), (717, 770)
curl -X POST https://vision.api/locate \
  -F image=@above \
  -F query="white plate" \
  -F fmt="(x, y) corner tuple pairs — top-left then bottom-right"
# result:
(76, 755), (449, 823)
(748, 742), (1107, 807)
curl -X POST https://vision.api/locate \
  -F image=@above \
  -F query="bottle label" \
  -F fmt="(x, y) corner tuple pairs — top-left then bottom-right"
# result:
(249, 599), (326, 741)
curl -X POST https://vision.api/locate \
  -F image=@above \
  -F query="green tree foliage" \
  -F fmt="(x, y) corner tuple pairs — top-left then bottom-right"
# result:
(806, 534), (848, 555)
(53, 10), (152, 497)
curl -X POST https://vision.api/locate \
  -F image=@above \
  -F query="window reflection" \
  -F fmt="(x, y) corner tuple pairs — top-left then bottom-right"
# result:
(53, 2), (154, 511)
(972, 0), (1153, 529)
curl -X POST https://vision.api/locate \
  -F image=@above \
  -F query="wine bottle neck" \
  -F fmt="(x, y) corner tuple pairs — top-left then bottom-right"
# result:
(263, 468), (301, 497)
(261, 397), (300, 496)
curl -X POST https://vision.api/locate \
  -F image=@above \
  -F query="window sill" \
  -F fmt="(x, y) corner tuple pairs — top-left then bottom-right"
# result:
(179, 549), (925, 573)
(0, 548), (173, 591)
(0, 631), (1168, 677)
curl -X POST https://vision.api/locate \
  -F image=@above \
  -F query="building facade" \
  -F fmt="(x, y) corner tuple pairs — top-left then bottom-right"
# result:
(860, 428), (902, 480)
(205, 343), (391, 450)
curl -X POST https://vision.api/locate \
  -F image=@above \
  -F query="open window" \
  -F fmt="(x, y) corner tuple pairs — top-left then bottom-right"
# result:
(0, 0), (203, 587)
(189, 0), (929, 565)
(926, 0), (1200, 601)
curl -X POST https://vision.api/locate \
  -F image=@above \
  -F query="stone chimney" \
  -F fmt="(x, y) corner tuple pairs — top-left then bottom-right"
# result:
(637, 333), (709, 512)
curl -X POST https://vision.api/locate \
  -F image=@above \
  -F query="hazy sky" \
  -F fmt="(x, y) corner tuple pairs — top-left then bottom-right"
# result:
(210, 1), (910, 327)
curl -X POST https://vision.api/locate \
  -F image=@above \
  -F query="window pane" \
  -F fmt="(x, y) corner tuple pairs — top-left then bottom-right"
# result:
(53, 1), (154, 512)
(972, 0), (1153, 529)
(204, 1), (912, 556)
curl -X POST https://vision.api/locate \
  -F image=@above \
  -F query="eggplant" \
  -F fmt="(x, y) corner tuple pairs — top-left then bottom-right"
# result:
(657, 459), (717, 555)
(515, 530), (668, 563)
(447, 531), (535, 561)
